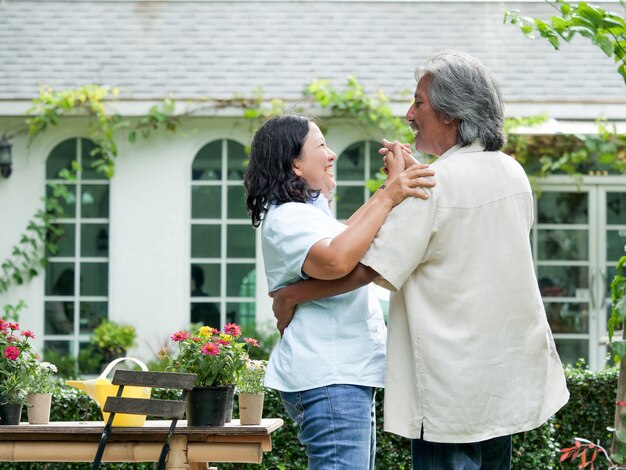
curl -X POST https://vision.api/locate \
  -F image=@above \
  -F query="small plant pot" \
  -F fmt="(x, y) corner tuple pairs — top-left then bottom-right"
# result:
(26, 393), (52, 425)
(0, 403), (23, 425)
(238, 393), (264, 425)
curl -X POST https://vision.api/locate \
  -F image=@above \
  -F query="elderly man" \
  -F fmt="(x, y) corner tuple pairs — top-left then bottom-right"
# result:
(272, 50), (569, 469)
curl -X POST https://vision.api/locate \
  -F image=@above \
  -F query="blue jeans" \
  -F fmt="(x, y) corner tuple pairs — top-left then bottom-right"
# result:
(411, 434), (512, 470)
(280, 384), (376, 470)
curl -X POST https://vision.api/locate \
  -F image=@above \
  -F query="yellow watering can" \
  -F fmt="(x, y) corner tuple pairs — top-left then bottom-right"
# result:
(66, 357), (151, 426)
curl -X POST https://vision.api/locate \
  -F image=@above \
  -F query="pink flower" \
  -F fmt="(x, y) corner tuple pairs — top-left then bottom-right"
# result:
(223, 323), (242, 338)
(217, 339), (231, 346)
(170, 331), (188, 342)
(21, 330), (35, 339)
(8, 322), (19, 331)
(244, 337), (259, 347)
(4, 346), (19, 360)
(201, 343), (220, 356)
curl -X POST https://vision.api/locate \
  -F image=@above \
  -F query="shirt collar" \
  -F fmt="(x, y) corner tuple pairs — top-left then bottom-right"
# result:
(309, 194), (333, 217)
(438, 141), (486, 161)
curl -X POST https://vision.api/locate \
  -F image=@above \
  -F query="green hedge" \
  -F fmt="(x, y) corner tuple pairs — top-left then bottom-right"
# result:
(0, 366), (618, 469)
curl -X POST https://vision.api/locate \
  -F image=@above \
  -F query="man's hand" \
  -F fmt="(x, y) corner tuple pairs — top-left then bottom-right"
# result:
(380, 139), (419, 175)
(270, 288), (296, 336)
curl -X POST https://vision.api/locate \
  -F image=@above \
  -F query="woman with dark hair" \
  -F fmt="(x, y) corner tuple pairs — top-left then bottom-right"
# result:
(244, 114), (434, 469)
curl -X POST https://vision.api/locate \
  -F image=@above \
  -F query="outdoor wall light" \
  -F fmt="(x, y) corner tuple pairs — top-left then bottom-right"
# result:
(0, 136), (12, 178)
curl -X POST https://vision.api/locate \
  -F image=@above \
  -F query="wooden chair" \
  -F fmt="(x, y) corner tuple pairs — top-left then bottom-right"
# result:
(92, 370), (197, 470)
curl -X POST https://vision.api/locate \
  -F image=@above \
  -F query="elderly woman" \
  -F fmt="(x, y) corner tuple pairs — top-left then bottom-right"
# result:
(243, 114), (434, 469)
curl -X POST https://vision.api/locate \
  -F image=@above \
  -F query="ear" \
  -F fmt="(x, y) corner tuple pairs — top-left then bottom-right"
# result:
(292, 158), (303, 177)
(442, 115), (456, 126)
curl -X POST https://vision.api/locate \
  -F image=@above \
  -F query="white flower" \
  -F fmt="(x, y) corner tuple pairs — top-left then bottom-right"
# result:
(38, 362), (58, 374)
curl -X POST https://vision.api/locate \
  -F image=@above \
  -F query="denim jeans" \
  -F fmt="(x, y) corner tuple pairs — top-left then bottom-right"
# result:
(411, 434), (512, 470)
(280, 384), (376, 470)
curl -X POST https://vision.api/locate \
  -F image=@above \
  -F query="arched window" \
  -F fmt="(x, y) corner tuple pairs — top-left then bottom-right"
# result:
(190, 139), (256, 331)
(335, 140), (382, 220)
(44, 138), (109, 374)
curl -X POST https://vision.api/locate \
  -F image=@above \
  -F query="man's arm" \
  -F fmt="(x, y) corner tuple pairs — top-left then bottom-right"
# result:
(272, 263), (380, 335)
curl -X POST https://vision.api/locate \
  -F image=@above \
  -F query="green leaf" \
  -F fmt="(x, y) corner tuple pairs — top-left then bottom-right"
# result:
(612, 340), (626, 359)
(595, 34), (616, 56)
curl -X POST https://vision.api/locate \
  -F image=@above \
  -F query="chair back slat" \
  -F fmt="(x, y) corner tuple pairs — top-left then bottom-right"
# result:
(111, 370), (196, 390)
(103, 397), (187, 419)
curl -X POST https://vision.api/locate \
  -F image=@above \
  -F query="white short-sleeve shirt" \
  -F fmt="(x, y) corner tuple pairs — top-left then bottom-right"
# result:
(262, 195), (386, 392)
(361, 142), (569, 443)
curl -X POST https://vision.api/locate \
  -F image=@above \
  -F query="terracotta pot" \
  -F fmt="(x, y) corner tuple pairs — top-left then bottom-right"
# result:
(238, 393), (264, 425)
(26, 393), (52, 425)
(186, 386), (230, 427)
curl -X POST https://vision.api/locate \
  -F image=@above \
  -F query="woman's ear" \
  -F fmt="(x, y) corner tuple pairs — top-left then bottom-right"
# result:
(292, 158), (303, 177)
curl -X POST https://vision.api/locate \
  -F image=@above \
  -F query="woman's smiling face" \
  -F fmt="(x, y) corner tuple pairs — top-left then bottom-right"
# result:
(293, 122), (337, 197)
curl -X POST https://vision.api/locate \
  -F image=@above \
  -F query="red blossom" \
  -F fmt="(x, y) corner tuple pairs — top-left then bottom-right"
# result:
(217, 339), (231, 346)
(170, 331), (189, 342)
(223, 323), (242, 338)
(8, 322), (19, 331)
(21, 330), (35, 339)
(4, 346), (19, 360)
(244, 337), (259, 347)
(201, 343), (220, 356)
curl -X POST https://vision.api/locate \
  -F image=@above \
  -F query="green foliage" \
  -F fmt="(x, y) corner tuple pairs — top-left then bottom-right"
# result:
(2, 300), (26, 322)
(306, 76), (414, 144)
(505, 0), (626, 83)
(237, 360), (267, 394)
(90, 319), (137, 355)
(609, 253), (626, 348)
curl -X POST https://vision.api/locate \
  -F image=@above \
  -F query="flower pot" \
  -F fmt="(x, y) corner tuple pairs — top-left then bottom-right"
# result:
(26, 393), (52, 425)
(186, 386), (230, 427)
(0, 403), (23, 425)
(238, 393), (264, 425)
(225, 384), (235, 423)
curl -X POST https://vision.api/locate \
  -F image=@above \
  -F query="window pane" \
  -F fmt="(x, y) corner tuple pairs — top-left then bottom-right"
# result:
(191, 301), (220, 327)
(607, 192), (626, 224)
(336, 186), (364, 220)
(537, 192), (588, 224)
(227, 301), (256, 330)
(192, 141), (222, 181)
(226, 225), (255, 258)
(227, 264), (255, 297)
(81, 185), (109, 218)
(48, 223), (75, 257)
(79, 341), (101, 375)
(191, 224), (221, 258)
(537, 266), (589, 298)
(81, 224), (109, 257)
(80, 262), (108, 296)
(191, 263), (220, 298)
(81, 139), (103, 180)
(545, 302), (589, 333)
(227, 185), (247, 219)
(227, 140), (247, 181)
(46, 139), (76, 179)
(44, 301), (74, 334)
(337, 143), (366, 181)
(192, 186), (221, 219)
(47, 184), (76, 218)
(45, 264), (75, 296)
(80, 301), (107, 334)
(536, 230), (588, 261)
(607, 229), (626, 262)
(554, 339), (588, 368)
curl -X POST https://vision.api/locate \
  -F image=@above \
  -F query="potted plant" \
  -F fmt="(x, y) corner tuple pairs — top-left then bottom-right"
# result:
(237, 359), (267, 425)
(0, 319), (38, 425)
(165, 323), (259, 426)
(25, 361), (58, 424)
(91, 319), (137, 365)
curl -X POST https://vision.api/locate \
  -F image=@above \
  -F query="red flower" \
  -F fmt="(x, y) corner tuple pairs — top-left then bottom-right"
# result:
(4, 345), (19, 360)
(21, 330), (35, 339)
(223, 323), (242, 338)
(170, 331), (188, 342)
(201, 343), (220, 356)
(8, 322), (19, 331)
(244, 337), (259, 347)
(217, 339), (231, 346)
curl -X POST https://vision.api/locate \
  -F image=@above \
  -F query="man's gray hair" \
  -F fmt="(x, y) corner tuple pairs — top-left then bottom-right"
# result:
(416, 50), (506, 151)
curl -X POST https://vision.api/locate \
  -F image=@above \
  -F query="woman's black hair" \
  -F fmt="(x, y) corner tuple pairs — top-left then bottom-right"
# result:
(244, 114), (320, 227)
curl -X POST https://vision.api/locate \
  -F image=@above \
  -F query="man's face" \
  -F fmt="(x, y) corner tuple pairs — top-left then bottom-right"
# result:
(405, 74), (455, 156)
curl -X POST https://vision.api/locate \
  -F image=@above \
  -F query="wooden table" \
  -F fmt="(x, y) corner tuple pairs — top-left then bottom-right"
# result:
(0, 418), (284, 469)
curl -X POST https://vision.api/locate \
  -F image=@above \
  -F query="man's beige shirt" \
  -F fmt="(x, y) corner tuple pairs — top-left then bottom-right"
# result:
(361, 142), (569, 443)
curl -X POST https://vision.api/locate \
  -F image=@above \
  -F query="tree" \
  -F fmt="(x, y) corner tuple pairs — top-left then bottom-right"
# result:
(505, 0), (626, 84)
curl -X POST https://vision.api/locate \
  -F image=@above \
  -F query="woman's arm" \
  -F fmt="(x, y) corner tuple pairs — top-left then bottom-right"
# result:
(302, 143), (435, 280)
(272, 263), (380, 335)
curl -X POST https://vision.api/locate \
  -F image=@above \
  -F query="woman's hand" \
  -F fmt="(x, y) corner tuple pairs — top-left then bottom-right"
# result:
(269, 288), (296, 336)
(379, 145), (435, 207)
(380, 139), (419, 178)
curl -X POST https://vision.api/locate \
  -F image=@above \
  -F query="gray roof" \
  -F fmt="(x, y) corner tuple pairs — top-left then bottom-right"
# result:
(0, 0), (625, 120)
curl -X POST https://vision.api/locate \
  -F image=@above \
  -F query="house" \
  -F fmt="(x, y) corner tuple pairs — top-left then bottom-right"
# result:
(0, 0), (624, 371)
